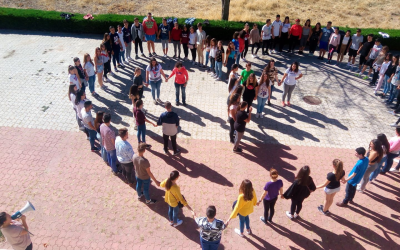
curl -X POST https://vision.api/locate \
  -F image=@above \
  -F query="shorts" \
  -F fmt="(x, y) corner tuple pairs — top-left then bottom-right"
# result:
(319, 41), (328, 51)
(324, 186), (340, 194)
(359, 55), (367, 65)
(145, 34), (156, 42)
(161, 39), (169, 49)
(365, 58), (375, 67)
(348, 48), (358, 57)
(96, 65), (104, 73)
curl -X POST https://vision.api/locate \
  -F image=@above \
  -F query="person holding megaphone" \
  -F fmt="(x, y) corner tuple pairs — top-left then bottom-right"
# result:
(0, 212), (32, 250)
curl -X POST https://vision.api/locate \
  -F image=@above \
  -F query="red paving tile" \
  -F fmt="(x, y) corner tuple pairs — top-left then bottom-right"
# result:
(0, 127), (399, 249)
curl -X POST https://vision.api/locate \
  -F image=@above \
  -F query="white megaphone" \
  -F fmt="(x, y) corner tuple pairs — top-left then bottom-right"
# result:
(11, 201), (35, 220)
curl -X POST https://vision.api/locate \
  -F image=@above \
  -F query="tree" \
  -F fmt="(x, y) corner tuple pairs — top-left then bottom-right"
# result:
(221, 0), (230, 20)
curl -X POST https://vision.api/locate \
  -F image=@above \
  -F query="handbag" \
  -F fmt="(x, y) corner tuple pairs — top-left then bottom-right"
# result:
(170, 192), (186, 208)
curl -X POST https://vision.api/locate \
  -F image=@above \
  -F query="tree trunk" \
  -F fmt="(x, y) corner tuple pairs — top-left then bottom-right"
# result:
(221, 0), (230, 21)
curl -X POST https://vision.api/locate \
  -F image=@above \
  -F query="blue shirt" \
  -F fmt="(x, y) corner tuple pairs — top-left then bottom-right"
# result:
(232, 39), (239, 52)
(159, 23), (170, 40)
(347, 157), (369, 186)
(320, 27), (333, 42)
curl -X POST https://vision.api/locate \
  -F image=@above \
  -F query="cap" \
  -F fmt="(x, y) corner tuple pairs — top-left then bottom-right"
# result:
(295, 19), (300, 22)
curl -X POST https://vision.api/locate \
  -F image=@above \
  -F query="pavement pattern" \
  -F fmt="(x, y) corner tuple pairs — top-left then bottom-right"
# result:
(0, 30), (399, 250)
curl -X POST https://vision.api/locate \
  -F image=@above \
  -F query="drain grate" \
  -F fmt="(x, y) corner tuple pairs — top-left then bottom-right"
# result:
(303, 96), (322, 105)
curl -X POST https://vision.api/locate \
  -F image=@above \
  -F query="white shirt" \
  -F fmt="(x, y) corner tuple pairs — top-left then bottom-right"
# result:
(262, 25), (272, 40)
(69, 74), (80, 90)
(84, 62), (95, 77)
(196, 29), (206, 45)
(342, 36), (350, 45)
(146, 64), (163, 81)
(117, 31), (126, 50)
(284, 68), (302, 85)
(257, 80), (271, 98)
(70, 93), (76, 108)
(209, 46), (217, 57)
(271, 20), (282, 36)
(189, 32), (197, 44)
(282, 23), (291, 33)
(380, 61), (390, 75)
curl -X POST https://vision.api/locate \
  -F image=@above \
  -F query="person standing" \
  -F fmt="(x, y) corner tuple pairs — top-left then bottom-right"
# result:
(134, 100), (157, 147)
(336, 30), (352, 66)
(357, 140), (383, 192)
(225, 179), (257, 237)
(288, 19), (302, 53)
(283, 166), (316, 219)
(279, 16), (291, 52)
(279, 62), (303, 107)
(100, 113), (118, 175)
(224, 42), (237, 80)
(298, 19), (311, 54)
(171, 22), (182, 59)
(81, 100), (100, 152)
(383, 55), (399, 98)
(157, 102), (181, 155)
(271, 15), (282, 53)
(316, 159), (345, 215)
(196, 23), (206, 67)
(346, 29), (364, 71)
(238, 62), (254, 85)
(336, 147), (369, 207)
(68, 65), (81, 90)
(94, 47), (106, 90)
(115, 128), (135, 186)
(255, 71), (271, 118)
(209, 38), (217, 78)
(215, 40), (225, 81)
(242, 73), (258, 113)
(257, 168), (283, 223)
(166, 61), (189, 106)
(241, 23), (250, 61)
(74, 57), (88, 92)
(158, 18), (171, 57)
(369, 46), (389, 86)
(160, 170), (195, 227)
(261, 19), (272, 55)
(189, 26), (198, 65)
(101, 34), (113, 81)
(264, 59), (280, 104)
(374, 53), (392, 94)
(131, 17), (145, 59)
(181, 25), (190, 60)
(143, 12), (158, 57)
(233, 101), (252, 153)
(308, 23), (321, 56)
(134, 142), (160, 205)
(356, 39), (384, 80)
(146, 58), (168, 105)
(0, 213), (32, 250)
(117, 25), (127, 66)
(228, 93), (240, 144)
(369, 134), (390, 181)
(94, 111), (108, 163)
(109, 26), (124, 71)
(122, 19), (133, 61)
(327, 27), (341, 63)
(318, 21), (333, 60)
(249, 23), (261, 58)
(83, 53), (97, 96)
(380, 128), (400, 174)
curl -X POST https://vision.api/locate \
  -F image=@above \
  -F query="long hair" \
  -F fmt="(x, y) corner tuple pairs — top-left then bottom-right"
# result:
(370, 139), (383, 162)
(246, 73), (257, 88)
(94, 47), (101, 63)
(135, 99), (143, 109)
(102, 32), (110, 44)
(165, 170), (180, 191)
(231, 85), (244, 98)
(149, 57), (159, 70)
(264, 59), (275, 73)
(228, 93), (241, 114)
(205, 35), (211, 47)
(284, 16), (290, 24)
(239, 179), (254, 201)
(377, 133), (390, 154)
(84, 53), (93, 67)
(228, 77), (238, 93)
(295, 166), (311, 186)
(312, 23), (321, 32)
(94, 111), (104, 131)
(260, 71), (270, 87)
(75, 89), (86, 105)
(304, 19), (311, 27)
(393, 55), (399, 66)
(210, 38), (217, 48)
(385, 53), (393, 62)
(289, 62), (299, 73)
(68, 84), (76, 101)
(226, 41), (235, 55)
(332, 159), (344, 181)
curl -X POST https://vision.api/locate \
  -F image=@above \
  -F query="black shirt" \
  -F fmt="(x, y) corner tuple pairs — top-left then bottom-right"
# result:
(216, 47), (225, 62)
(310, 29), (321, 41)
(109, 32), (121, 49)
(283, 177), (316, 200)
(122, 26), (132, 43)
(359, 41), (374, 56)
(132, 75), (143, 87)
(326, 171), (345, 189)
(243, 83), (258, 101)
(234, 110), (248, 133)
(385, 63), (397, 77)
(75, 64), (85, 79)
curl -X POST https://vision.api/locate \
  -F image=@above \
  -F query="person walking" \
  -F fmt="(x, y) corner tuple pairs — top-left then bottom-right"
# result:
(158, 18), (171, 57)
(228, 93), (241, 144)
(357, 140), (383, 192)
(196, 23), (206, 67)
(115, 128), (135, 186)
(83, 53), (97, 96)
(288, 19), (302, 53)
(318, 21), (333, 60)
(134, 100), (157, 148)
(298, 19), (311, 54)
(271, 15), (282, 53)
(157, 102), (181, 155)
(279, 16), (291, 52)
(283, 166), (316, 219)
(261, 19), (272, 55)
(100, 113), (118, 175)
(257, 168), (283, 223)
(81, 100), (100, 152)
(255, 71), (271, 118)
(242, 73), (258, 113)
(225, 179), (257, 237)
(134, 142), (160, 205)
(0, 213), (32, 250)
(264, 59), (280, 104)
(160, 170), (195, 227)
(131, 17), (145, 59)
(94, 111), (108, 163)
(336, 147), (369, 207)
(249, 23), (261, 58)
(279, 62), (303, 107)
(122, 19), (133, 61)
(316, 159), (345, 215)
(308, 23), (321, 56)
(171, 21), (182, 59)
(143, 12), (158, 57)
(166, 61), (189, 106)
(369, 134), (390, 181)
(233, 101), (252, 153)
(146, 57), (168, 105)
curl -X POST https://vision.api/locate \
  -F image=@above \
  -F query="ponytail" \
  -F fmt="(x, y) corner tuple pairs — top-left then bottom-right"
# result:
(333, 159), (344, 181)
(165, 170), (180, 190)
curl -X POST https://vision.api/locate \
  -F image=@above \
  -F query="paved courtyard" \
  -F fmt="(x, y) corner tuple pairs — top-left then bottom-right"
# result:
(0, 30), (399, 250)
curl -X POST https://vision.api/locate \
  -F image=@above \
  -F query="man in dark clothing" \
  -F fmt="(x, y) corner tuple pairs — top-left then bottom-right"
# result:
(157, 101), (180, 155)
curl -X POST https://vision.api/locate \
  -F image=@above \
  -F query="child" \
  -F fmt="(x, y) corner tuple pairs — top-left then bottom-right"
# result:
(257, 168), (283, 223)
(374, 53), (392, 95)
(357, 37), (382, 80)
(327, 27), (341, 63)
(158, 18), (170, 57)
(370, 46), (389, 86)
(100, 43), (111, 83)
(83, 53), (96, 96)
(261, 19), (272, 55)
(192, 206), (226, 250)
(238, 30), (246, 62)
(232, 31), (240, 65)
(68, 65), (81, 90)
(133, 100), (157, 148)
(204, 36), (211, 70)
(209, 38), (217, 77)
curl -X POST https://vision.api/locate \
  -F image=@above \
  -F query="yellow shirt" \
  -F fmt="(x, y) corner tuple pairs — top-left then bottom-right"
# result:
(230, 190), (257, 219)
(160, 178), (188, 207)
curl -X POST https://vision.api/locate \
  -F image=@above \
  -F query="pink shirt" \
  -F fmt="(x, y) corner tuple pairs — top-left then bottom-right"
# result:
(329, 33), (341, 47)
(389, 136), (400, 153)
(100, 123), (116, 151)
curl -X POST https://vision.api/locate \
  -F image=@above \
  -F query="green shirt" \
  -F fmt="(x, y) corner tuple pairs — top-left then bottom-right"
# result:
(240, 69), (254, 85)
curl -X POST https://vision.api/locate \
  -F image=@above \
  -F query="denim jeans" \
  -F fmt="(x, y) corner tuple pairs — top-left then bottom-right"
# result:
(238, 214), (250, 234)
(256, 96), (268, 113)
(175, 83), (186, 103)
(168, 205), (180, 224)
(149, 79), (162, 100)
(381, 152), (399, 173)
(106, 149), (118, 173)
(205, 51), (210, 67)
(369, 155), (387, 181)
(97, 132), (108, 162)
(383, 75), (391, 94)
(226, 57), (235, 76)
(235, 51), (240, 65)
(119, 49), (126, 62)
(215, 61), (223, 79)
(112, 48), (120, 67)
(86, 128), (97, 150)
(88, 75), (96, 93)
(200, 236), (221, 250)
(387, 84), (399, 104)
(136, 177), (151, 200)
(137, 124), (146, 143)
(343, 183), (357, 204)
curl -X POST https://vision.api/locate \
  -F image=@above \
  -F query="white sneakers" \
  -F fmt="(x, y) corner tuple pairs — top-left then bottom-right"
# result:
(255, 113), (264, 118)
(390, 168), (399, 173)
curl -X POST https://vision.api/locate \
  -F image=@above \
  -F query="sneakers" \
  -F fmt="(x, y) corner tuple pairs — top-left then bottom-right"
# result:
(141, 53), (145, 57)
(389, 168), (399, 173)
(146, 199), (157, 205)
(157, 98), (162, 103)
(91, 147), (100, 152)
(260, 113), (264, 119)
(255, 113), (259, 118)
(149, 53), (152, 57)
(173, 149), (181, 156)
(233, 147), (243, 153)
(293, 212), (299, 219)
(363, 75), (370, 80)
(137, 194), (144, 200)
(272, 49), (276, 53)
(286, 211), (294, 219)
(175, 102), (180, 106)
(234, 228), (244, 237)
(260, 216), (267, 224)
(182, 102), (187, 107)
(153, 99), (157, 105)
(318, 205), (328, 215)
(173, 55), (176, 58)
(356, 188), (364, 193)
(135, 55), (139, 59)
(163, 54), (167, 57)
(152, 52), (157, 56)
(163, 148), (169, 155)
(252, 54), (256, 58)
(173, 219), (183, 227)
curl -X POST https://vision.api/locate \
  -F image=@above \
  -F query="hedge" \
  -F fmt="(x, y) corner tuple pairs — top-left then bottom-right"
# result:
(1, 7), (400, 50)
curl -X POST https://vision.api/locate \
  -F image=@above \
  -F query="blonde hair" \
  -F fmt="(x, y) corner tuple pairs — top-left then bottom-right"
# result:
(84, 53), (94, 67)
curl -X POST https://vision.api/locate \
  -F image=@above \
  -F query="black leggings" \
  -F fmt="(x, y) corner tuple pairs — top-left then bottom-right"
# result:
(262, 40), (271, 54)
(228, 117), (235, 142)
(242, 39), (249, 58)
(134, 37), (143, 54)
(272, 36), (280, 50)
(103, 60), (111, 78)
(289, 35), (299, 51)
(190, 45), (196, 61)
(290, 198), (305, 215)
(309, 39), (318, 54)
(182, 43), (189, 58)
(251, 43), (260, 55)
(279, 32), (289, 52)
(263, 197), (277, 222)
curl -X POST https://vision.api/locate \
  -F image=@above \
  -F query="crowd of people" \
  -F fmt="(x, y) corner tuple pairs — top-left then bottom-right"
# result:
(2, 12), (400, 250)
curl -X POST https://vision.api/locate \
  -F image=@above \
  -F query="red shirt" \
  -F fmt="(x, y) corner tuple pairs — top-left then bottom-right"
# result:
(169, 67), (189, 84)
(142, 18), (158, 36)
(239, 38), (245, 53)
(289, 24), (302, 39)
(171, 28), (182, 41)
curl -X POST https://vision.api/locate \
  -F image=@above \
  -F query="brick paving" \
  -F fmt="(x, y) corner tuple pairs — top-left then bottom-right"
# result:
(0, 29), (399, 249)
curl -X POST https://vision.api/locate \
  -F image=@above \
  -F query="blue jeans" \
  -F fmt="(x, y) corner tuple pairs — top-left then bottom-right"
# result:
(343, 183), (357, 204)
(381, 152), (399, 173)
(226, 57), (235, 76)
(205, 51), (210, 67)
(149, 79), (162, 100)
(270, 85), (275, 98)
(106, 149), (118, 173)
(235, 51), (240, 65)
(387, 84), (399, 104)
(370, 155), (387, 181)
(119, 49), (126, 62)
(86, 128), (97, 150)
(383, 75), (391, 94)
(257, 96), (268, 114)
(175, 83), (186, 103)
(200, 236), (220, 250)
(215, 61), (223, 79)
(97, 133), (108, 162)
(136, 177), (151, 200)
(168, 205), (180, 224)
(238, 214), (250, 234)
(137, 124), (146, 143)
(88, 75), (96, 93)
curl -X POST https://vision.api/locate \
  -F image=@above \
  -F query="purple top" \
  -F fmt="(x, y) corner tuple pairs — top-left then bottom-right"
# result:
(263, 180), (283, 200)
